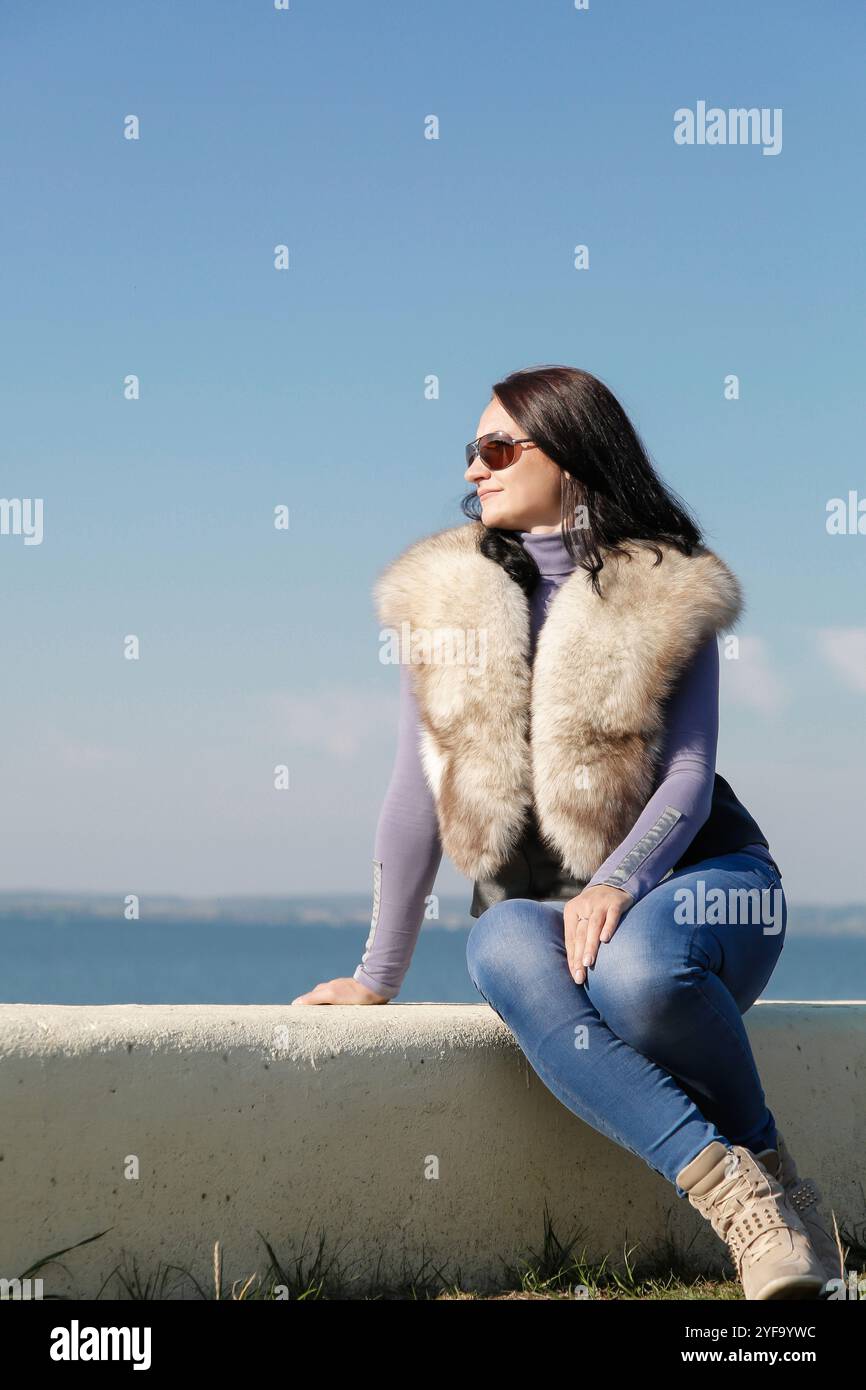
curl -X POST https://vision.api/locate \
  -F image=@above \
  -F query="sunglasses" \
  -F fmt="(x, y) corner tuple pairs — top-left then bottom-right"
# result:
(465, 431), (536, 471)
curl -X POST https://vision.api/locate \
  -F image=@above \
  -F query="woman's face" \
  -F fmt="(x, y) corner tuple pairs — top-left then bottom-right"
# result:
(465, 397), (564, 533)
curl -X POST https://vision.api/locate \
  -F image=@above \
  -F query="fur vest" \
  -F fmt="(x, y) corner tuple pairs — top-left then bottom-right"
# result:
(374, 520), (761, 904)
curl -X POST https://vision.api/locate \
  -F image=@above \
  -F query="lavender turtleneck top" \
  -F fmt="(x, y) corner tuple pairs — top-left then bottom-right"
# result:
(353, 528), (772, 1000)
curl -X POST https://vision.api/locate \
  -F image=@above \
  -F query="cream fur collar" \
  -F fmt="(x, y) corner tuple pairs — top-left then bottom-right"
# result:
(374, 521), (742, 881)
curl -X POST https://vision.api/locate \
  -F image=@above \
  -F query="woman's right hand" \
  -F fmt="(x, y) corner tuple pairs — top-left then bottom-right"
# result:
(291, 977), (390, 1006)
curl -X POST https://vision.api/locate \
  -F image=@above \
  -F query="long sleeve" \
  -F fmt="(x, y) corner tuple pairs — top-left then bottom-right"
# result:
(353, 664), (443, 1000)
(585, 633), (720, 903)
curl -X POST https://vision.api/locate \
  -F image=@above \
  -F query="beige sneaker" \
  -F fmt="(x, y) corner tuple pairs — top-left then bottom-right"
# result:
(677, 1140), (827, 1300)
(757, 1130), (847, 1283)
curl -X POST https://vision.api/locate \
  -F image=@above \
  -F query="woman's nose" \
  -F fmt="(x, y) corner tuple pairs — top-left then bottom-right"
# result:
(465, 455), (491, 483)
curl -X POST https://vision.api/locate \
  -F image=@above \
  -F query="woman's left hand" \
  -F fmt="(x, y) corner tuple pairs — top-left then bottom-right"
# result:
(564, 885), (634, 984)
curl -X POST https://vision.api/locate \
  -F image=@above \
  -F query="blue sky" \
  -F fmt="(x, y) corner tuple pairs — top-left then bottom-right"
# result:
(0, 1), (863, 902)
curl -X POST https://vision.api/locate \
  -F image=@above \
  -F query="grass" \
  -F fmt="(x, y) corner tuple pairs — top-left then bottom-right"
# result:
(16, 1204), (866, 1301)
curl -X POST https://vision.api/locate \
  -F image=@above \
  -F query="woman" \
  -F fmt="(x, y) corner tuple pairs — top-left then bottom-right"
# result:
(294, 365), (841, 1301)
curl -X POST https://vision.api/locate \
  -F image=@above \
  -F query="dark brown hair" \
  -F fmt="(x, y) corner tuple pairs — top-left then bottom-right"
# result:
(461, 364), (703, 597)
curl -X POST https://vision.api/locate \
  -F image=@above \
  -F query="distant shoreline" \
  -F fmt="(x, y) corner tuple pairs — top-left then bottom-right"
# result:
(1, 893), (866, 936)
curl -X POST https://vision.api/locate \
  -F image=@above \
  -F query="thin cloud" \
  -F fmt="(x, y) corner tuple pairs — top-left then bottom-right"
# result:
(719, 635), (787, 712)
(816, 627), (866, 693)
(263, 687), (399, 760)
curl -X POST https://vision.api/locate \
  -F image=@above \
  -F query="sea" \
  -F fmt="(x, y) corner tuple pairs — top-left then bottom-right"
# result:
(1, 894), (865, 1005)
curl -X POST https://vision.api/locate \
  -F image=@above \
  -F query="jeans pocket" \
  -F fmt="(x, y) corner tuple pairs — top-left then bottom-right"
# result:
(738, 851), (783, 893)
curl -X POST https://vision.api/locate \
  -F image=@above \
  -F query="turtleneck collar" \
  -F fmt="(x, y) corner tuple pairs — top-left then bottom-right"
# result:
(516, 527), (585, 578)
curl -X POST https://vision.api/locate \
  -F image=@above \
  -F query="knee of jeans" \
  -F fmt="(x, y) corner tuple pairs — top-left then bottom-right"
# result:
(465, 899), (532, 992)
(587, 949), (685, 1049)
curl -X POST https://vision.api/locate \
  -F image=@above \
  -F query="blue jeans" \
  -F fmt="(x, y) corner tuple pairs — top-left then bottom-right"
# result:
(465, 849), (787, 1198)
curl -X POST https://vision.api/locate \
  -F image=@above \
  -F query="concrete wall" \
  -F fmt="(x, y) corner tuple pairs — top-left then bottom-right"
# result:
(0, 1001), (863, 1299)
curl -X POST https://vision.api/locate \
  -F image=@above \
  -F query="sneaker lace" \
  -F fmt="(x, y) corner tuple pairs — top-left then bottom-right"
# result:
(714, 1151), (788, 1258)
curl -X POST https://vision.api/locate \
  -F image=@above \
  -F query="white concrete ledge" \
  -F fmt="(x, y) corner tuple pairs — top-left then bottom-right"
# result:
(0, 1002), (863, 1298)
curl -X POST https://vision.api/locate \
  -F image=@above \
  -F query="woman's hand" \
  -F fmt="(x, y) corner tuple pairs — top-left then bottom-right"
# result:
(291, 977), (390, 1005)
(563, 885), (634, 984)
